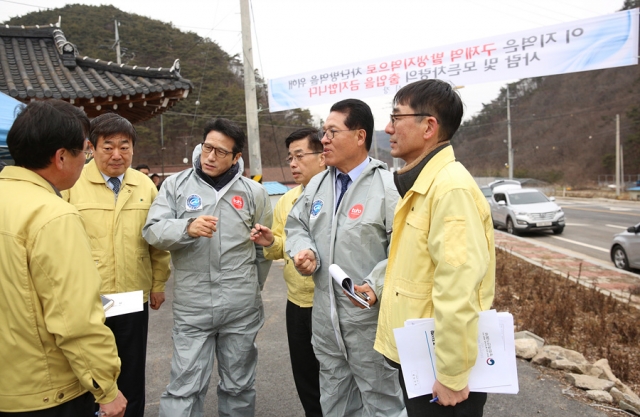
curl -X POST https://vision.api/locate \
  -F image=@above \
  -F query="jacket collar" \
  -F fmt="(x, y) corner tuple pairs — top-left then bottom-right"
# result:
(0, 166), (61, 196)
(85, 159), (139, 186)
(404, 145), (457, 196)
(327, 157), (388, 179)
(394, 143), (450, 198)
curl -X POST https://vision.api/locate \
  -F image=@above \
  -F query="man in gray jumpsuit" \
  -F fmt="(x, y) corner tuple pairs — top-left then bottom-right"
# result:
(286, 99), (405, 417)
(143, 118), (272, 417)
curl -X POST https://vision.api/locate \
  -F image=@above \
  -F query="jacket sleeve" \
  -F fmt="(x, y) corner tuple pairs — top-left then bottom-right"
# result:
(253, 186), (273, 290)
(362, 176), (399, 298)
(429, 188), (491, 391)
(31, 213), (121, 404)
(262, 194), (286, 261)
(143, 178), (197, 251)
(285, 188), (320, 272)
(146, 186), (171, 292)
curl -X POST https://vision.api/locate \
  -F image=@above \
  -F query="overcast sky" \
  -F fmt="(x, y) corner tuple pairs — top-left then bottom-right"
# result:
(0, 0), (626, 128)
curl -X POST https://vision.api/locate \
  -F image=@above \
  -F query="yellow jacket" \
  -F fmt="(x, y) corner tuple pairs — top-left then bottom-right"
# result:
(0, 167), (121, 412)
(263, 185), (315, 307)
(374, 146), (495, 391)
(63, 161), (170, 302)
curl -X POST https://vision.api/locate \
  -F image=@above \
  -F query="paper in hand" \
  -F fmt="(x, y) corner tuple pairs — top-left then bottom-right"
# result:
(328, 264), (370, 309)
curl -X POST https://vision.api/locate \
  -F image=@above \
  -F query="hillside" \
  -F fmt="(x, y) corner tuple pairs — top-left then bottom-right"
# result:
(3, 4), (315, 169)
(452, 65), (640, 188)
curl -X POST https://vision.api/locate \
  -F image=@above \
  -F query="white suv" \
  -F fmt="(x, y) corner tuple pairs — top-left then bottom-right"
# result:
(490, 185), (565, 235)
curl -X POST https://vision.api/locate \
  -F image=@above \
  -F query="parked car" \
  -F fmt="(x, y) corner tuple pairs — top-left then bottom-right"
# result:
(480, 186), (492, 202)
(610, 223), (640, 270)
(491, 187), (565, 235)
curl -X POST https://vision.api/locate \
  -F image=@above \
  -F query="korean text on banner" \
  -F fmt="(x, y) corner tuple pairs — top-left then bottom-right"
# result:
(268, 9), (639, 112)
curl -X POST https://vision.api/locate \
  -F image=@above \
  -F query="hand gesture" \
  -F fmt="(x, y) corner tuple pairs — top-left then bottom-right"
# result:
(98, 390), (127, 417)
(250, 223), (274, 247)
(431, 380), (469, 406)
(187, 215), (218, 238)
(345, 282), (377, 308)
(293, 249), (317, 275)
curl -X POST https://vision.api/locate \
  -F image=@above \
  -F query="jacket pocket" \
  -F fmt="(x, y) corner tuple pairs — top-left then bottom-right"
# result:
(394, 277), (430, 300)
(444, 216), (467, 267)
(392, 277), (432, 326)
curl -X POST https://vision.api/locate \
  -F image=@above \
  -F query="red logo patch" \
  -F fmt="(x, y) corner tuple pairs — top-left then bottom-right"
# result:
(348, 204), (364, 219)
(232, 196), (244, 209)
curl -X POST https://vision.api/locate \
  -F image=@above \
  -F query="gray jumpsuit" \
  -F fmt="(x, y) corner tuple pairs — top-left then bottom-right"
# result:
(143, 152), (272, 417)
(286, 159), (405, 417)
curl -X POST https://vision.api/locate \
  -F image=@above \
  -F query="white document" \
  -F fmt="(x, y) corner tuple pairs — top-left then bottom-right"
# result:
(394, 310), (518, 398)
(328, 264), (370, 309)
(484, 312), (519, 394)
(103, 290), (143, 318)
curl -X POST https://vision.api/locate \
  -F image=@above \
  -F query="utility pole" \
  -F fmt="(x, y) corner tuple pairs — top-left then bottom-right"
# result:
(160, 114), (165, 178)
(616, 114), (621, 197)
(113, 20), (121, 65)
(239, 0), (262, 182)
(506, 85), (514, 180)
(373, 131), (379, 160)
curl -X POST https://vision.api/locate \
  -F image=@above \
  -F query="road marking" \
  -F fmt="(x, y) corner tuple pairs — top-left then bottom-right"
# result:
(549, 236), (609, 253)
(564, 223), (588, 226)
(606, 224), (629, 229)
(563, 206), (640, 216)
(610, 207), (633, 211)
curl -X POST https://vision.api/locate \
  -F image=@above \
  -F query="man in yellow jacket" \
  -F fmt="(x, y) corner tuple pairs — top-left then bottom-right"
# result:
(0, 100), (126, 416)
(64, 113), (170, 417)
(374, 80), (495, 416)
(251, 128), (325, 416)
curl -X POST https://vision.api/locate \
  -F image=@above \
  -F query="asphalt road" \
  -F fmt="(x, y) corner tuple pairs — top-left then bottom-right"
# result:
(497, 197), (640, 265)
(144, 260), (613, 417)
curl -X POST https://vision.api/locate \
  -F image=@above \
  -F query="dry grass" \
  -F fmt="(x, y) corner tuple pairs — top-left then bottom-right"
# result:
(494, 249), (640, 392)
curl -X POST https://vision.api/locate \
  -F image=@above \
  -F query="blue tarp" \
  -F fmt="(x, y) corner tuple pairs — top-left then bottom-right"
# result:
(262, 181), (291, 196)
(0, 92), (22, 147)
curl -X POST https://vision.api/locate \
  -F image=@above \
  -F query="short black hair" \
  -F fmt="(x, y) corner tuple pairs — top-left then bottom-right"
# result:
(393, 79), (463, 142)
(285, 128), (323, 153)
(7, 100), (89, 169)
(202, 118), (245, 155)
(330, 99), (374, 151)
(89, 113), (137, 148)
(135, 164), (150, 171)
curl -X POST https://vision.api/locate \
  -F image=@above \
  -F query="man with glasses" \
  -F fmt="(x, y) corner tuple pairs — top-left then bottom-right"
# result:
(0, 101), (126, 416)
(374, 80), (495, 417)
(143, 118), (272, 417)
(64, 112), (171, 417)
(286, 99), (404, 416)
(250, 128), (325, 417)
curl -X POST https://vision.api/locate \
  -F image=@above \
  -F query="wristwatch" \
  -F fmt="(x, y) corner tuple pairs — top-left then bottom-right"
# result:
(186, 217), (196, 234)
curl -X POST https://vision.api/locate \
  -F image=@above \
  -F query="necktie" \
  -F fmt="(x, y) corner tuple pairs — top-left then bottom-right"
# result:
(108, 177), (121, 194)
(336, 173), (351, 212)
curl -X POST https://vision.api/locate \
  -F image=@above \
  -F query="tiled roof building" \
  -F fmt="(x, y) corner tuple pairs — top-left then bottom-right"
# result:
(0, 24), (192, 123)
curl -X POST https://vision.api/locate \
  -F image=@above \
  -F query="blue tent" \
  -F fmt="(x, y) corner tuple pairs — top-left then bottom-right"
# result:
(0, 92), (22, 160)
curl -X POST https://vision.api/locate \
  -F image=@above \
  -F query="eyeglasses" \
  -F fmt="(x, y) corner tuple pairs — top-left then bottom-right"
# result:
(202, 142), (232, 158)
(389, 113), (434, 126)
(285, 152), (323, 164)
(321, 129), (356, 140)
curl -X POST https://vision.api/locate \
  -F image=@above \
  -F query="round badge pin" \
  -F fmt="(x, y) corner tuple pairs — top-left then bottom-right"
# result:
(310, 199), (324, 218)
(232, 195), (244, 209)
(186, 194), (202, 211)
(348, 204), (364, 219)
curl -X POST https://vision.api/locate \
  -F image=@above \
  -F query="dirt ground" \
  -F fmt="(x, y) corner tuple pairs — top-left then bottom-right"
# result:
(494, 249), (640, 394)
